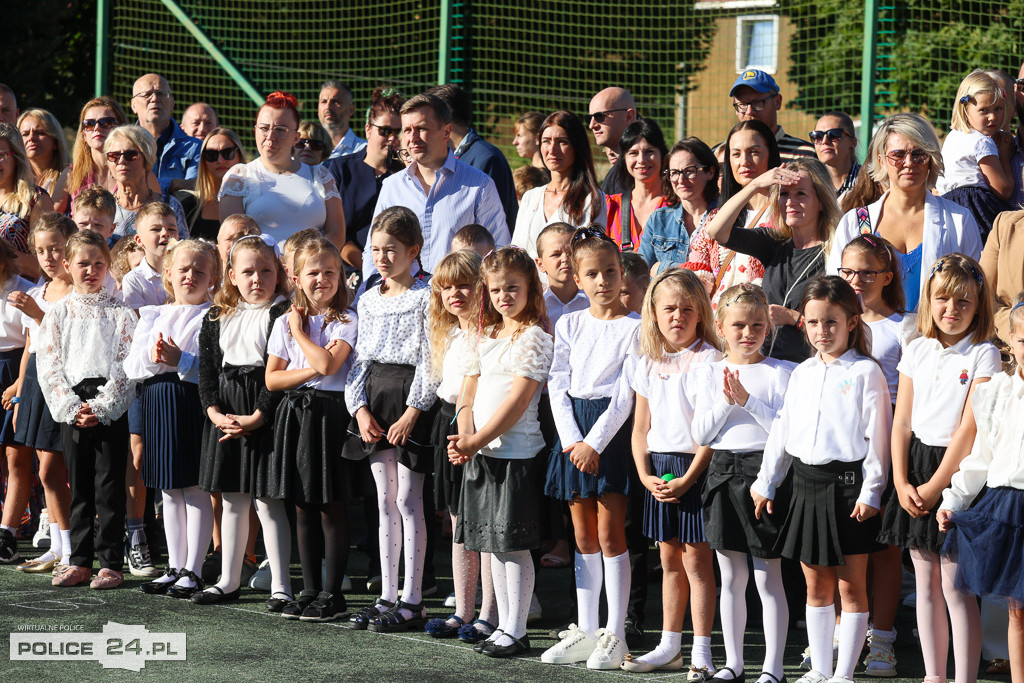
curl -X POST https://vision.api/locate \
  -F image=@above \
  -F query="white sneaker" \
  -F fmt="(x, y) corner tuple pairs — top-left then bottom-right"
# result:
(540, 624), (597, 664)
(249, 558), (272, 591)
(795, 672), (830, 683)
(444, 591), (457, 608)
(586, 629), (627, 670)
(444, 585), (483, 608)
(862, 627), (897, 677)
(527, 593), (542, 623)
(32, 511), (50, 549)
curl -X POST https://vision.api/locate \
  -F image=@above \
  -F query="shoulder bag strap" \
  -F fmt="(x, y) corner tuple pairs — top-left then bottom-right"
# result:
(619, 188), (634, 251)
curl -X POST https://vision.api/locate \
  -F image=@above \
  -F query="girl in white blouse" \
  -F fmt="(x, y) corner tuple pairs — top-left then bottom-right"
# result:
(448, 247), (554, 658)
(878, 254), (998, 683)
(752, 276), (892, 683)
(126, 240), (218, 599)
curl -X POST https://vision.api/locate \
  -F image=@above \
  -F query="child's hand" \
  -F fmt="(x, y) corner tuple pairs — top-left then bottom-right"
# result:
(751, 489), (773, 519)
(447, 434), (477, 465)
(850, 502), (878, 522)
(896, 481), (927, 518)
(641, 474), (666, 495)
(1, 383), (16, 410)
(75, 402), (98, 428)
(915, 480), (943, 515)
(653, 477), (685, 503)
(995, 129), (1016, 157)
(723, 368), (749, 407)
(386, 409), (420, 446)
(151, 332), (182, 367)
(355, 407), (384, 443)
(288, 306), (308, 336)
(7, 290), (42, 322)
(227, 412), (264, 433)
(565, 441), (599, 475)
(936, 509), (954, 533)
(721, 368), (735, 405)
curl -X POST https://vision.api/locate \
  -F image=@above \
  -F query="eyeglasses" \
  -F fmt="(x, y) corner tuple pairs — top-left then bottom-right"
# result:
(885, 148), (930, 166)
(255, 124), (294, 138)
(571, 225), (616, 246)
(368, 123), (401, 139)
(397, 149), (412, 161)
(105, 150), (142, 163)
(838, 267), (884, 284)
(202, 146), (239, 163)
(81, 117), (119, 132)
(293, 138), (325, 151)
(665, 165), (709, 181)
(809, 128), (849, 144)
(132, 90), (171, 101)
(584, 108), (629, 125)
(732, 95), (775, 114)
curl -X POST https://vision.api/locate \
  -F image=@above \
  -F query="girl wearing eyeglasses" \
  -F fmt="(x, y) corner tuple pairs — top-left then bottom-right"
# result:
(176, 128), (247, 242)
(68, 97), (128, 205)
(811, 112), (860, 201)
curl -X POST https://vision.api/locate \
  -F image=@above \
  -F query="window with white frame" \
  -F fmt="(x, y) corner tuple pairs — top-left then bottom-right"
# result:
(736, 15), (779, 73)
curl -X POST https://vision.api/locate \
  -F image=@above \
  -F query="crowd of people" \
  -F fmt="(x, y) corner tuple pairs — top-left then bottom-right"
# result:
(2, 61), (1024, 683)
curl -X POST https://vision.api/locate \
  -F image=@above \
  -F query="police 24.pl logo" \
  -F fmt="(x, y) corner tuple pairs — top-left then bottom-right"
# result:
(10, 621), (186, 671)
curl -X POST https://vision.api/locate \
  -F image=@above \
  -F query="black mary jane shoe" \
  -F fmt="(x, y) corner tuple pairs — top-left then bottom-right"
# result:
(474, 630), (503, 654)
(486, 634), (531, 658)
(266, 592), (293, 613)
(166, 570), (204, 599)
(138, 567), (179, 595)
(191, 585), (241, 605)
(343, 599), (395, 630)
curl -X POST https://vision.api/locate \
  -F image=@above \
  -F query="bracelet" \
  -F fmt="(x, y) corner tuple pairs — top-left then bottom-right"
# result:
(11, 397), (19, 404)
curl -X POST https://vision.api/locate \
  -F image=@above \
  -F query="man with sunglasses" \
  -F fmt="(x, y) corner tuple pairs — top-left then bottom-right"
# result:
(129, 73), (201, 194)
(319, 80), (367, 160)
(728, 69), (814, 163)
(181, 102), (218, 141)
(587, 87), (637, 195)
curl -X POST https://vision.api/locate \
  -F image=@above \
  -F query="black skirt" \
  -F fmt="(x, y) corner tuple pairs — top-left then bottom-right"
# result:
(343, 363), (436, 474)
(643, 452), (706, 543)
(13, 353), (63, 452)
(456, 452), (541, 553)
(778, 458), (883, 566)
(703, 449), (789, 558)
(877, 434), (947, 553)
(0, 348), (23, 444)
(431, 400), (462, 513)
(269, 388), (350, 504)
(139, 374), (204, 490)
(198, 365), (274, 496)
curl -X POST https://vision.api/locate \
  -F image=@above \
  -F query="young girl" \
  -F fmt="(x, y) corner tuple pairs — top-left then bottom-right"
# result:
(448, 246), (554, 657)
(935, 70), (1014, 241)
(688, 284), (793, 683)
(39, 230), (137, 589)
(194, 234), (289, 606)
(752, 275), (892, 683)
(938, 294), (1024, 683)
(423, 250), (500, 641)
(622, 269), (723, 677)
(344, 206), (438, 632)
(265, 238), (357, 621)
(838, 234), (907, 676)
(11, 214), (76, 574)
(877, 253), (998, 683)
(128, 239), (219, 599)
(542, 226), (639, 670)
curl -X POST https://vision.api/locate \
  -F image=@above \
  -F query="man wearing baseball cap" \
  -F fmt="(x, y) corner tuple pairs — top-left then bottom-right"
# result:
(729, 69), (814, 162)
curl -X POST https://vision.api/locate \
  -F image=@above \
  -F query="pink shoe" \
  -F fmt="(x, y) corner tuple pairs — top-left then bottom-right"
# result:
(52, 565), (92, 587)
(90, 568), (124, 590)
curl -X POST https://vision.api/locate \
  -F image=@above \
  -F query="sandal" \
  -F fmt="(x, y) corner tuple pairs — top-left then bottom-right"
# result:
(367, 599), (428, 633)
(425, 614), (465, 638)
(343, 599), (394, 630)
(458, 619), (497, 644)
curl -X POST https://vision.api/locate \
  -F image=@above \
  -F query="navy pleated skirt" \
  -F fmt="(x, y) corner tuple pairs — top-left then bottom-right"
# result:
(943, 486), (1024, 603)
(643, 451), (706, 543)
(544, 396), (632, 501)
(877, 434), (946, 553)
(139, 374), (204, 490)
(270, 388), (349, 504)
(13, 353), (62, 451)
(942, 185), (1008, 243)
(0, 348), (23, 444)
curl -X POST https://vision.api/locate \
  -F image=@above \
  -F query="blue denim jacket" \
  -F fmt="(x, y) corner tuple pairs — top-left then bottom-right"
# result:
(153, 118), (201, 193)
(638, 204), (715, 273)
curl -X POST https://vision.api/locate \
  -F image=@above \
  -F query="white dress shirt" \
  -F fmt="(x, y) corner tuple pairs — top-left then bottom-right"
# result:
(0, 275), (34, 350)
(543, 288), (589, 331)
(121, 259), (168, 310)
(124, 302), (210, 383)
(328, 127), (368, 160)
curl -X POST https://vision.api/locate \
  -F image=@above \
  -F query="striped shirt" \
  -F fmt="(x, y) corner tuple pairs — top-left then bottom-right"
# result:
(775, 126), (815, 163)
(837, 161), (862, 200)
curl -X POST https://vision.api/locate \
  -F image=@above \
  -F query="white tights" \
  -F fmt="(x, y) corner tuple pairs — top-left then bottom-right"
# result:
(450, 513), (498, 626)
(716, 551), (788, 680)
(911, 548), (981, 683)
(213, 492), (251, 593)
(490, 550), (534, 646)
(370, 449), (426, 611)
(161, 486), (213, 587)
(255, 497), (292, 599)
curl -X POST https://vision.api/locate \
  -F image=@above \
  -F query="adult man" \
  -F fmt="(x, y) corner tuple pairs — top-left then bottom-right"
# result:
(587, 87), (637, 195)
(1010, 62), (1024, 209)
(0, 84), (18, 125)
(129, 73), (201, 193)
(181, 102), (218, 140)
(426, 83), (518, 231)
(365, 93), (507, 277)
(729, 69), (814, 162)
(319, 80), (366, 159)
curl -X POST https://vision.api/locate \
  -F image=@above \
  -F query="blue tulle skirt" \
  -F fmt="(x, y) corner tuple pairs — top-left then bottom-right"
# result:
(943, 486), (1024, 604)
(643, 451), (706, 543)
(544, 396), (632, 501)
(139, 374), (204, 490)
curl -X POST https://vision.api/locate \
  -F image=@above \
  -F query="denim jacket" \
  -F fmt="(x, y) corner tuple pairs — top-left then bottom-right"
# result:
(638, 204), (716, 273)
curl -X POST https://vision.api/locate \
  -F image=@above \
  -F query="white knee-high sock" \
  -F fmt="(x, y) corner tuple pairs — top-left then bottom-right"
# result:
(833, 611), (869, 680)
(717, 550), (749, 676)
(214, 492), (251, 593)
(370, 450), (401, 604)
(576, 551), (603, 638)
(395, 464), (426, 607)
(603, 551), (630, 640)
(806, 604), (836, 677)
(161, 489), (187, 576)
(182, 486), (213, 577)
(752, 557), (788, 680)
(48, 523), (62, 559)
(255, 497), (292, 598)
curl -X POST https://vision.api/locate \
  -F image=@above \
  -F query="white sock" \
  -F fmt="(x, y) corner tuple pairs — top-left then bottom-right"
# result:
(806, 604), (836, 677)
(636, 630), (682, 666)
(753, 557), (788, 680)
(716, 550), (748, 677)
(256, 497), (292, 598)
(35, 550), (58, 563)
(603, 551), (630, 640)
(48, 523), (61, 558)
(834, 611), (870, 680)
(214, 492), (250, 593)
(1, 524), (16, 534)
(59, 528), (71, 565)
(575, 551), (603, 638)
(692, 635), (714, 671)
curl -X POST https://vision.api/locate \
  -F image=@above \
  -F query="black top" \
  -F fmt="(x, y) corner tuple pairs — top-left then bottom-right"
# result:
(325, 149), (403, 251)
(175, 191), (220, 242)
(723, 226), (825, 363)
(601, 164), (629, 196)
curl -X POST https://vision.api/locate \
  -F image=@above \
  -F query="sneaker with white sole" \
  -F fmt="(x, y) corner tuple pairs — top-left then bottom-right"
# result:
(586, 629), (627, 670)
(527, 593), (542, 623)
(32, 510), (50, 549)
(862, 627), (897, 677)
(444, 585), (483, 608)
(249, 558), (272, 591)
(540, 624), (597, 665)
(800, 639), (839, 671)
(795, 672), (830, 683)
(124, 536), (160, 577)
(0, 528), (20, 564)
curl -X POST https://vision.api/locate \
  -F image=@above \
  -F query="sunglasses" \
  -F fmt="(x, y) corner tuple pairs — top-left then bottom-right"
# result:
(293, 138), (325, 151)
(105, 150), (142, 163)
(368, 123), (400, 139)
(81, 117), (119, 132)
(885, 148), (930, 166)
(584, 108), (629, 125)
(202, 146), (239, 163)
(809, 128), (848, 143)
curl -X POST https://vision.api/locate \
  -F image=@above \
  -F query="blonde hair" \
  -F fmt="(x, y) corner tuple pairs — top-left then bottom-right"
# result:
(69, 96), (128, 196)
(640, 268), (721, 361)
(985, 69), (1017, 131)
(767, 157), (840, 258)
(868, 113), (944, 190)
(428, 250), (482, 378)
(291, 237), (350, 324)
(65, 229), (111, 264)
(161, 239), (221, 303)
(103, 125), (157, 170)
(17, 109), (70, 190)
(917, 253), (994, 344)
(0, 122), (38, 218)
(716, 282), (771, 326)
(951, 70), (1005, 134)
(110, 235), (143, 283)
(29, 211), (77, 252)
(213, 235), (287, 320)
(193, 127), (246, 207)
(296, 120), (332, 164)
(72, 186), (117, 220)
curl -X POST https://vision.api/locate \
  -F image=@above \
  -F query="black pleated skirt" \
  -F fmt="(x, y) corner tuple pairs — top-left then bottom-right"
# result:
(778, 458), (883, 566)
(13, 353), (63, 452)
(269, 388), (349, 504)
(431, 399), (462, 513)
(139, 374), (204, 490)
(877, 434), (947, 553)
(456, 452), (541, 553)
(703, 449), (789, 558)
(198, 365), (273, 496)
(642, 452), (706, 543)
(0, 348), (23, 444)
(544, 396), (633, 501)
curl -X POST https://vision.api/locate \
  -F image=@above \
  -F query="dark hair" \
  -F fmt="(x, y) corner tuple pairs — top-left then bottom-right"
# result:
(667, 137), (720, 206)
(370, 206), (425, 280)
(536, 221), (576, 255)
(720, 119), (781, 203)
(839, 162), (885, 213)
(540, 111), (602, 226)
(452, 223), (495, 250)
(799, 275), (872, 359)
(568, 225), (620, 272)
(610, 118), (672, 203)
(621, 251), (649, 283)
(261, 90), (300, 127)
(819, 110), (856, 138)
(841, 235), (905, 315)
(400, 93), (451, 125)
(426, 84), (472, 127)
(367, 86), (405, 126)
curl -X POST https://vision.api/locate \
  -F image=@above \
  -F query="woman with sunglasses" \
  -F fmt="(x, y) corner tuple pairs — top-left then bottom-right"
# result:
(175, 128), (246, 241)
(812, 112), (860, 200)
(827, 113), (982, 313)
(67, 97), (128, 206)
(604, 119), (672, 253)
(18, 109), (71, 214)
(104, 125), (187, 240)
(293, 121), (332, 166)
(0, 123), (54, 278)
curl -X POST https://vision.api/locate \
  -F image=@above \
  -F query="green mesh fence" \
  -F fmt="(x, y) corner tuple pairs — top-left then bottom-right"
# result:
(106, 0), (1024, 165)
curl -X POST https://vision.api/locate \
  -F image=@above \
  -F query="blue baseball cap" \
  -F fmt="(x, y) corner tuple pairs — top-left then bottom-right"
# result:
(730, 70), (780, 97)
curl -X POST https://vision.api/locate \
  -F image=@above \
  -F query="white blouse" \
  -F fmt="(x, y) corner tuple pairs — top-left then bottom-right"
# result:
(220, 298), (285, 367)
(0, 275), (34, 351)
(267, 311), (358, 392)
(124, 302), (210, 383)
(436, 328), (470, 405)
(511, 186), (606, 259)
(121, 260), (168, 310)
(36, 289), (137, 425)
(865, 313), (910, 403)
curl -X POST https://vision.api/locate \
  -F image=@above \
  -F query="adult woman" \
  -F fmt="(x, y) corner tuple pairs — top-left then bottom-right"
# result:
(326, 87), (405, 268)
(510, 110), (604, 258)
(0, 124), (53, 278)
(689, 119), (780, 304)
(638, 138), (719, 274)
(219, 91), (345, 248)
(104, 125), (187, 239)
(604, 118), (672, 252)
(812, 111), (860, 200)
(827, 113), (982, 313)
(18, 109), (70, 213)
(707, 158), (839, 362)
(293, 120), (332, 166)
(175, 128), (246, 241)
(979, 209), (1024, 345)
(67, 96), (128, 203)
(512, 112), (546, 170)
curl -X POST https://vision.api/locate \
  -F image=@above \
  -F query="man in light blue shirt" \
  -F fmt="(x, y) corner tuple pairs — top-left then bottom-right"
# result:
(365, 93), (507, 278)
(130, 73), (201, 194)
(320, 80), (367, 160)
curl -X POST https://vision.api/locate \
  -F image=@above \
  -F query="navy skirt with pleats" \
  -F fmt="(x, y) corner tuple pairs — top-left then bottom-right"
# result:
(943, 486), (1024, 603)
(0, 348), (23, 444)
(269, 388), (349, 504)
(139, 374), (204, 490)
(942, 185), (1008, 243)
(643, 451), (706, 543)
(544, 396), (632, 501)
(13, 353), (62, 451)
